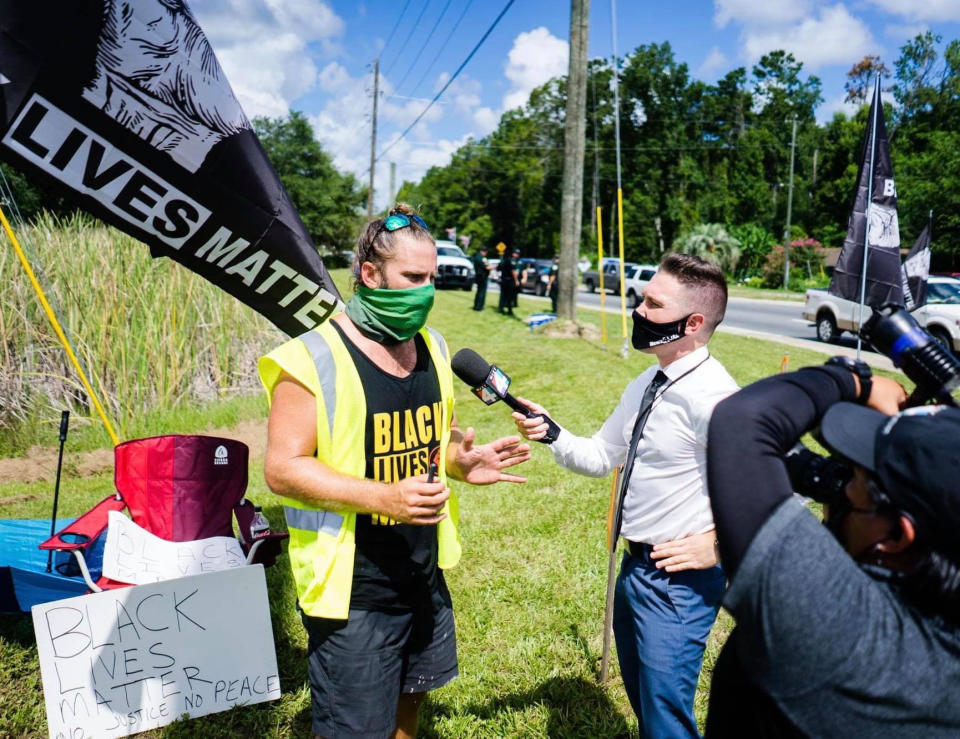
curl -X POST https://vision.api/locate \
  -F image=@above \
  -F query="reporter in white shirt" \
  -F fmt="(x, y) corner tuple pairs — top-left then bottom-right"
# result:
(514, 254), (737, 738)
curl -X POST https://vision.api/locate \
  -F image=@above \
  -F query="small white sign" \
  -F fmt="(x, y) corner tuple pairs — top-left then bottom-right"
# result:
(102, 511), (245, 584)
(32, 566), (281, 738)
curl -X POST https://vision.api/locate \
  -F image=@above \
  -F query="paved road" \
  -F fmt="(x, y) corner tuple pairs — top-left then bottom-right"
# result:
(483, 283), (896, 370)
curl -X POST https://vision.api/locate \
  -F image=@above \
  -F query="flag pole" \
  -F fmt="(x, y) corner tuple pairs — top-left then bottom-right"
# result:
(856, 72), (881, 359)
(0, 204), (120, 445)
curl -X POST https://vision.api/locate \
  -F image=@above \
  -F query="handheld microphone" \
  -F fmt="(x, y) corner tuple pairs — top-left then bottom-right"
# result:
(451, 348), (560, 443)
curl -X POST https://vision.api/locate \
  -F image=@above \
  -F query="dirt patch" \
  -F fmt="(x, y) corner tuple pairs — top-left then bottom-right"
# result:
(0, 419), (269, 485)
(538, 319), (602, 341)
(0, 493), (41, 505)
(204, 419), (268, 464)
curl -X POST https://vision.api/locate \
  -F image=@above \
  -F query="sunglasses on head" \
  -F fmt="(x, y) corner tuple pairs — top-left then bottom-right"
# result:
(381, 214), (430, 233)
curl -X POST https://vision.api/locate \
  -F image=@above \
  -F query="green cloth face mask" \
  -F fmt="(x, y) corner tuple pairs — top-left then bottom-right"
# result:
(345, 284), (436, 344)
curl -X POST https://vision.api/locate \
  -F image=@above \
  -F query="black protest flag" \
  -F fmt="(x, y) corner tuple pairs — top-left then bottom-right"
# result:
(901, 220), (932, 310)
(829, 77), (903, 307)
(0, 0), (341, 336)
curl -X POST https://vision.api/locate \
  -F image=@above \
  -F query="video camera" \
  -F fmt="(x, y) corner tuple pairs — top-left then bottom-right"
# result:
(788, 303), (960, 502)
(860, 303), (960, 407)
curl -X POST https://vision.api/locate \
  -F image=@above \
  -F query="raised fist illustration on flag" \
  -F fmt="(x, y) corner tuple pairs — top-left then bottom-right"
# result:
(83, 0), (250, 173)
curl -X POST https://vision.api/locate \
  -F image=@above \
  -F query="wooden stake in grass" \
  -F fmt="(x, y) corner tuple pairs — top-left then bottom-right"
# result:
(600, 465), (622, 683)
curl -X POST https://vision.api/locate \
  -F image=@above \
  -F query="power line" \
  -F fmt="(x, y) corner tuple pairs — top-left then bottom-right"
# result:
(380, 0), (413, 65)
(376, 0), (517, 162)
(392, 0), (454, 94)
(383, 0), (433, 79)
(400, 140), (793, 152)
(409, 0), (476, 97)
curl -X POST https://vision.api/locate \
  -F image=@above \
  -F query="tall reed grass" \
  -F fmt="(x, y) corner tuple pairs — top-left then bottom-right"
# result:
(0, 213), (283, 450)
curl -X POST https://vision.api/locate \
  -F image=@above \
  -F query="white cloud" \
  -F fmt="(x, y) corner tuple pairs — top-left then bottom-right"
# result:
(502, 27), (568, 111)
(306, 62), (482, 211)
(191, 1), (344, 118)
(473, 107), (500, 134)
(816, 93), (858, 123)
(885, 23), (930, 41)
(318, 62), (353, 93)
(866, 0), (960, 23)
(742, 5), (876, 70)
(714, 0), (813, 28)
(696, 47), (730, 80)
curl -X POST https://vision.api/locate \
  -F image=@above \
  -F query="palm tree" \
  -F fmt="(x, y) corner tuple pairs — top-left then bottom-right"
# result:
(674, 223), (742, 273)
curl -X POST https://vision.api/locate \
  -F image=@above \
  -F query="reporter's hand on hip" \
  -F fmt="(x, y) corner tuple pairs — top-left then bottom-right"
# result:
(651, 530), (720, 572)
(380, 474), (450, 525)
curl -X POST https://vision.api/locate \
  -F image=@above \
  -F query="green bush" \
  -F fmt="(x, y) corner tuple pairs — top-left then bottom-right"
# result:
(730, 223), (776, 278)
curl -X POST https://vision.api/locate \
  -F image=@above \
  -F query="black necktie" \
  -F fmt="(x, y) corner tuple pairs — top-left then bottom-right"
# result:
(610, 370), (669, 548)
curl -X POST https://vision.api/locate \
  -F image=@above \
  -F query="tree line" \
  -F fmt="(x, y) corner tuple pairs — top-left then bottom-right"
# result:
(399, 32), (960, 273)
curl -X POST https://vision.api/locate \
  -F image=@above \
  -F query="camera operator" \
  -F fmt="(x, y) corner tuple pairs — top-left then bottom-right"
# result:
(704, 358), (960, 737)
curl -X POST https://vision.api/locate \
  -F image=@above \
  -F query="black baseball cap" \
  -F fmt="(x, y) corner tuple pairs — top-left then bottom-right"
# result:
(821, 403), (960, 546)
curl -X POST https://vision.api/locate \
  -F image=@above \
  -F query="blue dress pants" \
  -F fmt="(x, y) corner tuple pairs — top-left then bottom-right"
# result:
(613, 547), (726, 738)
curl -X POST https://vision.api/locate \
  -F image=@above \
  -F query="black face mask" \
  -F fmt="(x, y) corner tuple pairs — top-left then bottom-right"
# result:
(631, 312), (691, 350)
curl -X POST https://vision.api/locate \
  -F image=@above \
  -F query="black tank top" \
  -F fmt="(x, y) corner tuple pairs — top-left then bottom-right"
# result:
(331, 322), (450, 612)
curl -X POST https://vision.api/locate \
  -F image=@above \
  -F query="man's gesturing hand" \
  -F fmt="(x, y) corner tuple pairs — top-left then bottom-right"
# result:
(379, 474), (450, 525)
(451, 427), (530, 484)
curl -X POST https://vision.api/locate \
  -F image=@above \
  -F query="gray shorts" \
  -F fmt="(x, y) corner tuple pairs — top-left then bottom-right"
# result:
(301, 603), (458, 738)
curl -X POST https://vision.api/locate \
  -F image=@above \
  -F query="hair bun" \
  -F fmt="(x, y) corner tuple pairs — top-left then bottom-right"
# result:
(389, 202), (417, 217)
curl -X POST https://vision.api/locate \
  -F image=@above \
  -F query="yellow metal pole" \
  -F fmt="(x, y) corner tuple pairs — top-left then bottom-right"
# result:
(0, 204), (120, 446)
(596, 206), (606, 344)
(616, 188), (628, 358)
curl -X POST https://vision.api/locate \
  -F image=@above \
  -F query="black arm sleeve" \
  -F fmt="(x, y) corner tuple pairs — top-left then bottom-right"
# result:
(707, 365), (858, 577)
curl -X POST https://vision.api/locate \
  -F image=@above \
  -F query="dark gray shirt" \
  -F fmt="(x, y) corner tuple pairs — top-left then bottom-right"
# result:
(724, 496), (960, 737)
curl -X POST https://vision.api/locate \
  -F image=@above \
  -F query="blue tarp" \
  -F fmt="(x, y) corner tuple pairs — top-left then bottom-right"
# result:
(0, 518), (104, 612)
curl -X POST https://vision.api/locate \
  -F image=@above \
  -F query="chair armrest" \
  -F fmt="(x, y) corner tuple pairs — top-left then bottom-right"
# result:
(234, 499), (288, 567)
(39, 494), (125, 552)
(244, 532), (288, 567)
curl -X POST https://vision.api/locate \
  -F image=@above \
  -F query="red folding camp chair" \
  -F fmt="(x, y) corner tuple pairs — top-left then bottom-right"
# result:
(40, 435), (287, 592)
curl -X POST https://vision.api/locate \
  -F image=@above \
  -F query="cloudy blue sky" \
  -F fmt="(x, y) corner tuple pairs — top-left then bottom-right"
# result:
(191, 1), (960, 210)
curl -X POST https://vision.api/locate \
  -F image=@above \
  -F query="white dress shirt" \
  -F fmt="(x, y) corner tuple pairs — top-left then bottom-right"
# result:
(550, 346), (738, 544)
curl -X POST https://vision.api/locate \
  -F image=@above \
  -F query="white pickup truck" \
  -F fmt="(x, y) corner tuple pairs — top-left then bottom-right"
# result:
(803, 276), (960, 351)
(623, 264), (658, 307)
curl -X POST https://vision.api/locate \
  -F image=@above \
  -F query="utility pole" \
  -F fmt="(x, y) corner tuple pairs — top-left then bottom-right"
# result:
(389, 161), (396, 209)
(782, 115), (797, 290)
(610, 0), (629, 358)
(558, 0), (589, 320)
(367, 58), (379, 220)
(590, 74), (599, 240)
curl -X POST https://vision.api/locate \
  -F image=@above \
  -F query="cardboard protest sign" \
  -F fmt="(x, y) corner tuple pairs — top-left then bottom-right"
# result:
(32, 565), (280, 738)
(102, 511), (245, 584)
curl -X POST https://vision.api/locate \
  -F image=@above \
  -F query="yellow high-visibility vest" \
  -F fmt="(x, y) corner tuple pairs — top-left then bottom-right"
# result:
(258, 320), (461, 619)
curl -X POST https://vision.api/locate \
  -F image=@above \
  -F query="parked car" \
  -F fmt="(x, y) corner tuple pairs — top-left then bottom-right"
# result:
(802, 276), (960, 351)
(434, 240), (474, 290)
(582, 258), (638, 293)
(624, 264), (658, 307)
(517, 258), (553, 295)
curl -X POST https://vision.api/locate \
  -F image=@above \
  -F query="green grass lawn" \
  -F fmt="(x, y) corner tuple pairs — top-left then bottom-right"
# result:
(726, 285), (807, 301)
(0, 286), (907, 737)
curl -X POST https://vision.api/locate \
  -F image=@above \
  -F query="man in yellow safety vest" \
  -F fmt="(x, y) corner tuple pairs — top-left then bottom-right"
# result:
(259, 203), (530, 739)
